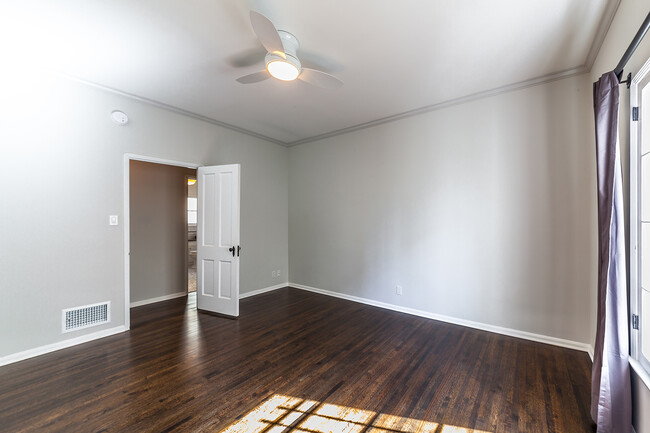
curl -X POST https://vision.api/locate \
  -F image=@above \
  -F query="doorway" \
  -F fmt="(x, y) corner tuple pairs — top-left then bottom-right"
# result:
(124, 154), (199, 329)
(123, 155), (241, 329)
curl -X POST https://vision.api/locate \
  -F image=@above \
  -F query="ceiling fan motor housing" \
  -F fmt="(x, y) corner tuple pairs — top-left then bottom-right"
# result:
(265, 52), (301, 72)
(264, 30), (302, 75)
(277, 30), (299, 57)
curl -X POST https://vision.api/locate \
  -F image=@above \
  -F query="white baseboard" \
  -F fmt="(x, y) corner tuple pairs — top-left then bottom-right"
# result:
(290, 283), (593, 355)
(0, 325), (127, 367)
(1, 283), (592, 368)
(240, 283), (287, 299)
(130, 291), (187, 308)
(0, 283), (287, 368)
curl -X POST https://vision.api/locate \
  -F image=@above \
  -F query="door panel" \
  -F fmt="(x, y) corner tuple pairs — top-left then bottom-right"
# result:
(202, 173), (216, 246)
(219, 171), (233, 246)
(202, 259), (215, 296)
(219, 260), (232, 299)
(197, 164), (240, 317)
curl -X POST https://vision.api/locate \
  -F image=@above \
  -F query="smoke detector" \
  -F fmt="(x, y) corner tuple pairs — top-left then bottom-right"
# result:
(110, 110), (129, 125)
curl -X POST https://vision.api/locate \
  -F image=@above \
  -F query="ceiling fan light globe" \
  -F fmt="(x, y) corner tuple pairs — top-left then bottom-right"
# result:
(267, 60), (300, 81)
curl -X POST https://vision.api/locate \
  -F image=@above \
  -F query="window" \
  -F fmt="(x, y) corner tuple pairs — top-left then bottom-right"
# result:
(187, 176), (197, 225)
(630, 57), (650, 376)
(188, 197), (197, 225)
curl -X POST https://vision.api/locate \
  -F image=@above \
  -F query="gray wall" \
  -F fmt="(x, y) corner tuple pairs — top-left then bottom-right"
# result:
(633, 370), (650, 433)
(0, 71), (288, 358)
(589, 0), (650, 431)
(129, 160), (196, 304)
(289, 73), (596, 345)
(2, 4), (649, 424)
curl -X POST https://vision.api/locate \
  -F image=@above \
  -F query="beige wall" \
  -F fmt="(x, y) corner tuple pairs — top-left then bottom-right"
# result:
(0, 70), (289, 359)
(589, 1), (650, 431)
(188, 180), (197, 199)
(129, 160), (196, 304)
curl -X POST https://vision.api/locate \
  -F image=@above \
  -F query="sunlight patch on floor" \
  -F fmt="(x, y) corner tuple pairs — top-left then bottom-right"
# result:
(220, 394), (492, 433)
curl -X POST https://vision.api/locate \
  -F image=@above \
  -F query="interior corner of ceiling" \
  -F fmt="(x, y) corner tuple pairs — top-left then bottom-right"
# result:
(584, 0), (622, 72)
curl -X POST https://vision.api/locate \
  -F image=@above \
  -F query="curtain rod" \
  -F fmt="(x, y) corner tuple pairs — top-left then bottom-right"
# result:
(615, 11), (650, 86)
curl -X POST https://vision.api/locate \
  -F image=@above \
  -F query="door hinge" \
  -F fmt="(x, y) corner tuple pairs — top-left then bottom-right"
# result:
(633, 107), (639, 121)
(632, 314), (639, 330)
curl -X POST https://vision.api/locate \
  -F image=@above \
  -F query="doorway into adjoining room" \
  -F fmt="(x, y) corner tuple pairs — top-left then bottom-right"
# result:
(128, 159), (197, 313)
(124, 155), (241, 328)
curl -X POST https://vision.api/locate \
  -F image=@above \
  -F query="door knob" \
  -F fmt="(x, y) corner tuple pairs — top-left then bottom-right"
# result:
(228, 246), (235, 257)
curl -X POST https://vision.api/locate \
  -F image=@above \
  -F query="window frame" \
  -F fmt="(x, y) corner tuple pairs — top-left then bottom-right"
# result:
(630, 56), (650, 377)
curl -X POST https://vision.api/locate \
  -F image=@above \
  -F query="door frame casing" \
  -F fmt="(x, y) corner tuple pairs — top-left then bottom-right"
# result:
(123, 153), (200, 330)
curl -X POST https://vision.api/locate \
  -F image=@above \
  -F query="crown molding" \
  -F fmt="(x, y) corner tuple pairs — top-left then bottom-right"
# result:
(285, 65), (589, 147)
(288, 0), (621, 147)
(58, 0), (620, 149)
(67, 65), (590, 149)
(57, 73), (287, 147)
(584, 0), (621, 71)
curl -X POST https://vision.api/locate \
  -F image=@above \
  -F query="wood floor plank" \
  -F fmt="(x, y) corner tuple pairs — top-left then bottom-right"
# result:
(0, 287), (595, 433)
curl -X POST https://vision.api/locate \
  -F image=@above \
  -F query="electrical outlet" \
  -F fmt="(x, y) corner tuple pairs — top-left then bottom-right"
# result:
(277, 269), (281, 277)
(272, 270), (277, 278)
(396, 285), (403, 295)
(109, 215), (118, 226)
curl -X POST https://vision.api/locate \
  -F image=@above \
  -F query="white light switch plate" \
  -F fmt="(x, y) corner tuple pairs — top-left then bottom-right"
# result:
(109, 215), (119, 226)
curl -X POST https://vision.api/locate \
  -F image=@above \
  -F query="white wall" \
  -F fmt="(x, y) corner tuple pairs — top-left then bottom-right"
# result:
(289, 73), (596, 345)
(0, 70), (288, 359)
(589, 1), (650, 431)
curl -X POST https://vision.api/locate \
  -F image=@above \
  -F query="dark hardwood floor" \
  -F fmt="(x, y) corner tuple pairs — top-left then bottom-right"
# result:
(0, 287), (594, 432)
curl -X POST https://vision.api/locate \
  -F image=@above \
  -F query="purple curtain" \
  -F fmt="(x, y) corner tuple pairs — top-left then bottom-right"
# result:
(591, 71), (631, 433)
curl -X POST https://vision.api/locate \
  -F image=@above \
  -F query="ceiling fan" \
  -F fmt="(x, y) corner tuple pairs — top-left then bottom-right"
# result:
(236, 11), (343, 90)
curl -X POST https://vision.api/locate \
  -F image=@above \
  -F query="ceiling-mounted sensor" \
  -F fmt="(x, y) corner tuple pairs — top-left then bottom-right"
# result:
(110, 110), (129, 125)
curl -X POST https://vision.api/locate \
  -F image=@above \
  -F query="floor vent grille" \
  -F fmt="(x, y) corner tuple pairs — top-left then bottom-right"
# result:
(62, 302), (110, 333)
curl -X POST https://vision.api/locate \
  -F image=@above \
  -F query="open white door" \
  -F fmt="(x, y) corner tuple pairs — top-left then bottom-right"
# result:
(196, 164), (240, 317)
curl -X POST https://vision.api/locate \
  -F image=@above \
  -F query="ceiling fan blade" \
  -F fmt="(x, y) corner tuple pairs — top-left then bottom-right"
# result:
(250, 11), (286, 59)
(236, 70), (270, 84)
(298, 68), (343, 89)
(299, 50), (344, 73)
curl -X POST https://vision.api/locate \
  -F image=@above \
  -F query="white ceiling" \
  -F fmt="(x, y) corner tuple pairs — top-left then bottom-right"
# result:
(3, 0), (618, 145)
